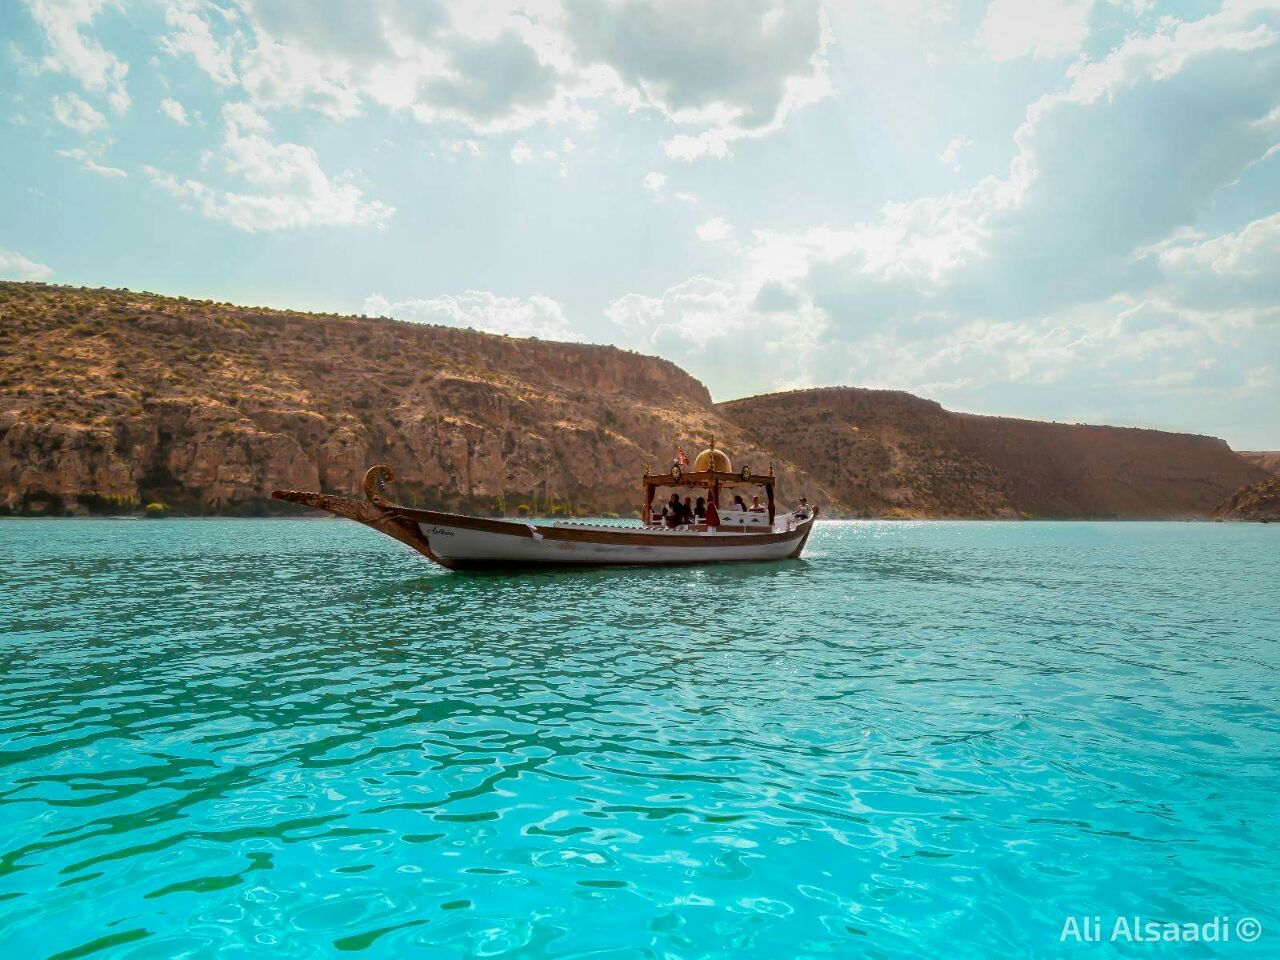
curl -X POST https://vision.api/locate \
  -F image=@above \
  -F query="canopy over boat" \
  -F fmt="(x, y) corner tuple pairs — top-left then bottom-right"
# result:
(642, 439), (777, 526)
(273, 446), (816, 571)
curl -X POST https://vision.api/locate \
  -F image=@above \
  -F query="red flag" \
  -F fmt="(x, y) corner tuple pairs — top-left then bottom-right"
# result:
(675, 448), (690, 466)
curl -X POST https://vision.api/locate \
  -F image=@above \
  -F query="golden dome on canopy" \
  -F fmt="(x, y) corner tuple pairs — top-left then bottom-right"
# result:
(693, 448), (732, 473)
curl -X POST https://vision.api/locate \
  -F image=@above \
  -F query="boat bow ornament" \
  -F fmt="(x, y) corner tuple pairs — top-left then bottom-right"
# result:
(273, 454), (817, 571)
(363, 463), (395, 504)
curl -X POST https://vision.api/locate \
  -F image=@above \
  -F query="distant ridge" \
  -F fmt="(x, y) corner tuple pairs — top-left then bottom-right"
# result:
(718, 387), (1267, 519)
(1239, 451), (1280, 475)
(0, 283), (1266, 518)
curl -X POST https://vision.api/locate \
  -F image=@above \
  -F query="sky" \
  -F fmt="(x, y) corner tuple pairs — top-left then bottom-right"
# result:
(2, 0), (1278, 448)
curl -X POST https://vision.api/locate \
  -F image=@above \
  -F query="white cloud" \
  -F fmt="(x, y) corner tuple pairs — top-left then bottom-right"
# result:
(146, 166), (393, 232)
(364, 291), (581, 340)
(160, 0), (238, 86)
(939, 135), (972, 171)
(696, 217), (735, 243)
(56, 146), (127, 177)
(1242, 364), (1274, 392)
(51, 91), (105, 133)
(1156, 211), (1280, 278)
(663, 130), (732, 161)
(222, 100), (269, 133)
(507, 138), (565, 173)
(144, 104), (393, 231)
(154, 0), (826, 150)
(567, 0), (831, 157)
(159, 0), (578, 133)
(1149, 211), (1280, 309)
(24, 0), (130, 111)
(0, 249), (54, 281)
(415, 28), (562, 129)
(236, 32), (364, 120)
(643, 171), (666, 193)
(159, 97), (189, 125)
(978, 0), (1094, 62)
(607, 276), (828, 392)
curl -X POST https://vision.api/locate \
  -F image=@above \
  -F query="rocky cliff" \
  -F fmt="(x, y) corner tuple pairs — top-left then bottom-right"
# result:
(1215, 476), (1280, 522)
(1, 283), (1267, 519)
(0, 283), (827, 516)
(719, 387), (1268, 519)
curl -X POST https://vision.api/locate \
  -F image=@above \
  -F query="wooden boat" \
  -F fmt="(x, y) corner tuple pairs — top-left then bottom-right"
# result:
(272, 446), (817, 571)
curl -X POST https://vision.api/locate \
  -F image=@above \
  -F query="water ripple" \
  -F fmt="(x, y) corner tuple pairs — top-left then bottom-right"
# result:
(1, 518), (1278, 958)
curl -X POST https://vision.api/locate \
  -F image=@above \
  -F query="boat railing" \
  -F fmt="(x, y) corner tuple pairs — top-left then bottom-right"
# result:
(716, 509), (771, 528)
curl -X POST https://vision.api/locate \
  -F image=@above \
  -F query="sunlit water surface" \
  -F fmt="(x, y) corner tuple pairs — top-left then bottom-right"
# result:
(2, 519), (1278, 959)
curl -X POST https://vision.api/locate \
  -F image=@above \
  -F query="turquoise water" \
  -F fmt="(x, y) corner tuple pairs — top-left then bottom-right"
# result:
(1, 519), (1277, 958)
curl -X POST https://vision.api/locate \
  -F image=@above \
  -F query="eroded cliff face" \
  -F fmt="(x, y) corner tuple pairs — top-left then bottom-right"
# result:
(1215, 476), (1280, 521)
(718, 387), (1268, 519)
(2, 284), (1265, 519)
(0, 283), (826, 515)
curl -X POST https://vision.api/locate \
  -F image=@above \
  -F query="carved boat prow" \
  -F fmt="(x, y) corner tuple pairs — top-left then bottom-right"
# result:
(273, 466), (449, 565)
(273, 457), (818, 572)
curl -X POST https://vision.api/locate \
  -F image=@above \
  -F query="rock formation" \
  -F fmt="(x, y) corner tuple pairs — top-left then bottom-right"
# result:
(1, 283), (1268, 519)
(1214, 477), (1280, 522)
(719, 387), (1268, 519)
(0, 283), (827, 516)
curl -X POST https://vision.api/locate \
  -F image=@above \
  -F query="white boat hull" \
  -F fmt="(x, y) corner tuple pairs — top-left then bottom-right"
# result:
(419, 517), (815, 569)
(272, 489), (816, 571)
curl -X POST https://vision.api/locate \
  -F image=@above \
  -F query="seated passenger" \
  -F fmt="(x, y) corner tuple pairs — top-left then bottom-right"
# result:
(793, 496), (811, 520)
(662, 493), (682, 528)
(693, 496), (706, 520)
(682, 496), (695, 524)
(731, 495), (747, 512)
(749, 495), (766, 513)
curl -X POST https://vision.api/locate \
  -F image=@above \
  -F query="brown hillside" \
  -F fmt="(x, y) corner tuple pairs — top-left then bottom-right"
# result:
(1215, 476), (1280, 522)
(0, 283), (828, 516)
(2, 284), (1264, 520)
(718, 387), (1268, 519)
(1240, 451), (1280, 475)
